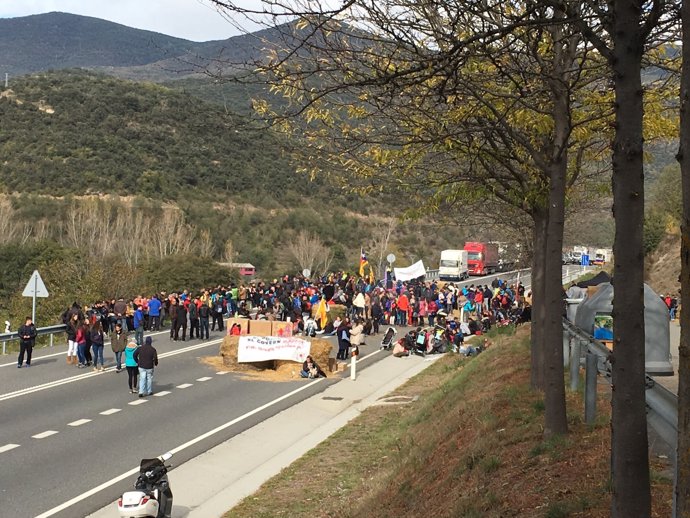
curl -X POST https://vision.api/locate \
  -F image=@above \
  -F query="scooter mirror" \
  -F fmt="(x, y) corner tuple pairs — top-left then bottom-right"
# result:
(160, 452), (173, 461)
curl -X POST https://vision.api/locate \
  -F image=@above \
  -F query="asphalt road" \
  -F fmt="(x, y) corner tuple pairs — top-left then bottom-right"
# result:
(0, 326), (342, 518)
(1, 271), (526, 518)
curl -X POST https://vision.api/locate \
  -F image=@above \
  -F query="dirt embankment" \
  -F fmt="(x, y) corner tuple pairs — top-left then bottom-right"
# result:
(645, 230), (680, 297)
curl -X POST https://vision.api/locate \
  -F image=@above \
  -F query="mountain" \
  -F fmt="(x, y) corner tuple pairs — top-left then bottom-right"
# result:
(0, 12), (208, 76)
(0, 11), (280, 82)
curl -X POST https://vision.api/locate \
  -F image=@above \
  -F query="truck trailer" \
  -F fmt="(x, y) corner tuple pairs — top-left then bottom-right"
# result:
(438, 250), (469, 281)
(464, 242), (499, 276)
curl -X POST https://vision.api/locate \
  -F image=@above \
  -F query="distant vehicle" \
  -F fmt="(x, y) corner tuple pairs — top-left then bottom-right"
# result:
(570, 250), (583, 264)
(438, 250), (469, 281)
(593, 248), (612, 265)
(464, 242), (499, 276)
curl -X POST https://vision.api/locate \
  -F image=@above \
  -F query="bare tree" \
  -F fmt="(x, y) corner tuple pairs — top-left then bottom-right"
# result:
(286, 230), (323, 274)
(368, 219), (397, 279)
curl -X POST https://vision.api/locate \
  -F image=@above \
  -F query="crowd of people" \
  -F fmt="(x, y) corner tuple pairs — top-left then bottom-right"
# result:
(39, 272), (528, 387)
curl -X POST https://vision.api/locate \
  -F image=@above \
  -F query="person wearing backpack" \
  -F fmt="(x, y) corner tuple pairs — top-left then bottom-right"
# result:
(198, 302), (210, 340)
(90, 321), (106, 371)
(188, 297), (200, 339)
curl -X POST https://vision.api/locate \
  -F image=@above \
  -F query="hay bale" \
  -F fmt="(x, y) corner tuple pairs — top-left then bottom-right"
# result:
(311, 303), (347, 321)
(218, 335), (333, 379)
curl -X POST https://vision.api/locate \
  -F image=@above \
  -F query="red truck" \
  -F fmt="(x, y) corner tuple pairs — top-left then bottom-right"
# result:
(464, 242), (499, 276)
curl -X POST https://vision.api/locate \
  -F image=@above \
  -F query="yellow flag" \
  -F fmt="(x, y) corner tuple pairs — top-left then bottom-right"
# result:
(317, 297), (328, 328)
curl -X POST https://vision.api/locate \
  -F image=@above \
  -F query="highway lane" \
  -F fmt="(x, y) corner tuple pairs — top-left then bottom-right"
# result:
(0, 328), (348, 518)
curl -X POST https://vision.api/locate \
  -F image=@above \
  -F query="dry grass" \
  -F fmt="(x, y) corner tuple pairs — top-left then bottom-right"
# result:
(224, 325), (673, 518)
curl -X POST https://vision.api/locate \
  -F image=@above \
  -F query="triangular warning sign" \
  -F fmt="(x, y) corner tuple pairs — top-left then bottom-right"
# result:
(22, 270), (49, 298)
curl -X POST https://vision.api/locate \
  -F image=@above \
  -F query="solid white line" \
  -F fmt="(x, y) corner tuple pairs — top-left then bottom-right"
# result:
(196, 376), (212, 382)
(100, 408), (121, 416)
(68, 419), (91, 427)
(0, 338), (223, 402)
(128, 399), (147, 406)
(0, 443), (20, 453)
(153, 391), (171, 397)
(34, 379), (322, 518)
(176, 383), (193, 389)
(0, 328), (174, 368)
(32, 430), (59, 439)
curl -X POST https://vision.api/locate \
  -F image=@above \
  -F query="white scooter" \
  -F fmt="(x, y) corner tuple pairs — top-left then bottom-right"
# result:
(117, 452), (173, 518)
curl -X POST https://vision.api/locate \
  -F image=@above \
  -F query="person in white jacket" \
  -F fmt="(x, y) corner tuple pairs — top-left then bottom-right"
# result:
(350, 318), (365, 347)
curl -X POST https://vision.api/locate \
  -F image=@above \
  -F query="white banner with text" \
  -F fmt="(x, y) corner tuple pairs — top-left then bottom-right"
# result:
(238, 336), (311, 363)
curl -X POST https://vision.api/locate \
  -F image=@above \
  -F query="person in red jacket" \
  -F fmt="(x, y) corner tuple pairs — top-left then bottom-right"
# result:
(397, 292), (410, 326)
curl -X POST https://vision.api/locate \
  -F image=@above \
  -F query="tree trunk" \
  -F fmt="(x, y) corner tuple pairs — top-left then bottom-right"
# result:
(675, 0), (690, 512)
(531, 208), (547, 390)
(610, 1), (651, 514)
(543, 52), (570, 436)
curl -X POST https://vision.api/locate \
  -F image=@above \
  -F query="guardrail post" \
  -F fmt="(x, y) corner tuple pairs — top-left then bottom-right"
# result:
(50, 333), (54, 348)
(569, 337), (581, 392)
(2, 341), (5, 355)
(584, 352), (597, 424)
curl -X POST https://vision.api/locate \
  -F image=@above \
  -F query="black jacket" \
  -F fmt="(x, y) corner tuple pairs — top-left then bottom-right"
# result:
(18, 324), (37, 345)
(133, 344), (158, 369)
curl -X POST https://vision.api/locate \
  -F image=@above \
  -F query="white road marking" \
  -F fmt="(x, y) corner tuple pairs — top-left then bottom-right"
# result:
(99, 408), (121, 416)
(176, 383), (193, 389)
(0, 328), (174, 368)
(0, 443), (20, 453)
(216, 371), (228, 375)
(196, 376), (212, 382)
(34, 379), (323, 518)
(153, 391), (171, 397)
(68, 419), (91, 427)
(32, 430), (59, 439)
(0, 338), (223, 402)
(129, 399), (147, 406)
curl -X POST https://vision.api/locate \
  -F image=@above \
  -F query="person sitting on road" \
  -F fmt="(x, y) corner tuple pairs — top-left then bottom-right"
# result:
(300, 355), (326, 378)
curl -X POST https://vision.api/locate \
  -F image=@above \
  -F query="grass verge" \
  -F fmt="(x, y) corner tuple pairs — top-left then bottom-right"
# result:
(224, 325), (672, 518)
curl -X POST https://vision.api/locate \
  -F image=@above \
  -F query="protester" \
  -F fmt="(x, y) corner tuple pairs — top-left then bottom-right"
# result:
(124, 340), (139, 394)
(90, 321), (106, 371)
(300, 355), (326, 378)
(17, 316), (37, 368)
(110, 322), (128, 372)
(134, 336), (158, 397)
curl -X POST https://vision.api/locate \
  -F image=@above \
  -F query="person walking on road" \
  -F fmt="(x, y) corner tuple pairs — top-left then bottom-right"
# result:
(110, 323), (128, 373)
(17, 316), (37, 368)
(198, 302), (210, 340)
(134, 336), (158, 397)
(133, 304), (145, 346)
(90, 321), (106, 371)
(124, 340), (139, 394)
(66, 313), (79, 365)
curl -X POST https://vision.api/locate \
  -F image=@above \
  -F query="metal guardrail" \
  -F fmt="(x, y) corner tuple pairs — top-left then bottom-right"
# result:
(562, 318), (678, 451)
(0, 324), (66, 355)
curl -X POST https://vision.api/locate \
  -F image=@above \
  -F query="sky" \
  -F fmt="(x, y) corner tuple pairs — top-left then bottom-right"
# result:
(0, 0), (253, 41)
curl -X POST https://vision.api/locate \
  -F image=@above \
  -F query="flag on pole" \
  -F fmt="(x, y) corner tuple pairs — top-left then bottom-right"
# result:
(368, 264), (375, 284)
(316, 297), (328, 328)
(359, 248), (369, 277)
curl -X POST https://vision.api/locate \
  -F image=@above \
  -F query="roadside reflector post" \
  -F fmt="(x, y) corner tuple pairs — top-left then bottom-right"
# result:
(350, 346), (357, 380)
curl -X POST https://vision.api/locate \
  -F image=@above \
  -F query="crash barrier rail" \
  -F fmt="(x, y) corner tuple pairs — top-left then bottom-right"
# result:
(562, 319), (678, 451)
(1, 324), (66, 355)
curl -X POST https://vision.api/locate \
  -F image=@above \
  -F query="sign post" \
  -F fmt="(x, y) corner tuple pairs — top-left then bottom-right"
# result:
(22, 270), (49, 325)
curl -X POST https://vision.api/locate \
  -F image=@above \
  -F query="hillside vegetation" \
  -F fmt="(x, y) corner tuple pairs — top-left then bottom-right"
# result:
(225, 326), (673, 517)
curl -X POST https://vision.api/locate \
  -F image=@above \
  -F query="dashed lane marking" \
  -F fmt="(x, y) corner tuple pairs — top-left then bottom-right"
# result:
(128, 399), (148, 406)
(216, 371), (228, 375)
(32, 430), (59, 439)
(196, 376), (212, 382)
(100, 408), (121, 416)
(0, 443), (20, 453)
(67, 419), (91, 427)
(0, 338), (223, 402)
(176, 383), (193, 389)
(153, 391), (171, 397)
